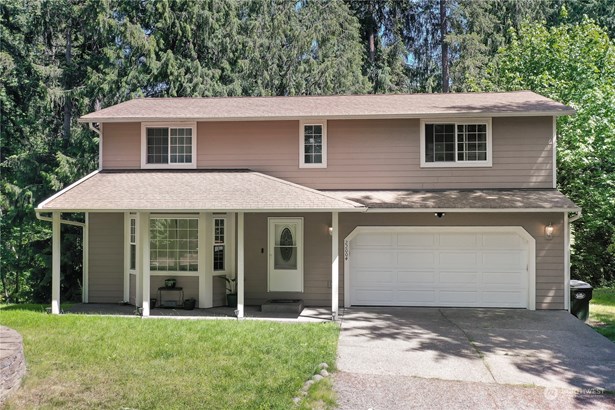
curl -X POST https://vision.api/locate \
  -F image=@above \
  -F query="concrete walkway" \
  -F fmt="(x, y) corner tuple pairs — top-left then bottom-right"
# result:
(334, 308), (615, 409)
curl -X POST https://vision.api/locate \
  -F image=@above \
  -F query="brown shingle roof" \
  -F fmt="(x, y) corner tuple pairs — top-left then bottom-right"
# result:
(325, 189), (579, 210)
(38, 170), (365, 212)
(79, 91), (574, 123)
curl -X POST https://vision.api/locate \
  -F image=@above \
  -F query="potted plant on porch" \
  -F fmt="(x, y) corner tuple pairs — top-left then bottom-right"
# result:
(224, 276), (237, 308)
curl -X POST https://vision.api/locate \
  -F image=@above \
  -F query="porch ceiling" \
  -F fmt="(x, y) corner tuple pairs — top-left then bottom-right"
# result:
(325, 189), (579, 211)
(37, 170), (365, 212)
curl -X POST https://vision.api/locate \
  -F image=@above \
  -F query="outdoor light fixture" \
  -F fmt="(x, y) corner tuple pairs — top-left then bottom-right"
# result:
(435, 212), (445, 219)
(545, 223), (554, 240)
(328, 226), (333, 236)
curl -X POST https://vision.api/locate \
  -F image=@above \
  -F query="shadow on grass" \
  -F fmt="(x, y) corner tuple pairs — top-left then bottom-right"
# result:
(0, 303), (73, 312)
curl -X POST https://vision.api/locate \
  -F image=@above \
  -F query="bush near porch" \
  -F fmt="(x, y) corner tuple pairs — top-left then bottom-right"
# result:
(0, 305), (339, 409)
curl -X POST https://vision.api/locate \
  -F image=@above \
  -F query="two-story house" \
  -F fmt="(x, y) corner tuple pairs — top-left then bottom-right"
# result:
(36, 91), (579, 319)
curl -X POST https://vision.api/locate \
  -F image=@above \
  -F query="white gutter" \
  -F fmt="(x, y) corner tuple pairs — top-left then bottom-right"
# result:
(88, 122), (101, 137)
(36, 212), (86, 227)
(569, 210), (582, 223)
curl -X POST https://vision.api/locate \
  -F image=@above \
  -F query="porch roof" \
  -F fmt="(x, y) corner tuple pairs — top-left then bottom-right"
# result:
(79, 91), (574, 123)
(325, 189), (580, 211)
(37, 170), (365, 212)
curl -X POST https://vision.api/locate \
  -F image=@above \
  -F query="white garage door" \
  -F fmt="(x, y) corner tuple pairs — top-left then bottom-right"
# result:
(349, 228), (531, 308)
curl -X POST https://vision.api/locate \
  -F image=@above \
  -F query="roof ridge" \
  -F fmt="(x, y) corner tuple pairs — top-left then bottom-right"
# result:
(252, 172), (365, 208)
(123, 90), (536, 101)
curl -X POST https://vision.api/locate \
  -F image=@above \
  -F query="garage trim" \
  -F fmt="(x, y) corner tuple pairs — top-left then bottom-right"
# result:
(343, 226), (536, 310)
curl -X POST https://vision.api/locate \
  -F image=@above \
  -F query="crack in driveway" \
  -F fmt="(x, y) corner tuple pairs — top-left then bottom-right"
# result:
(438, 308), (497, 383)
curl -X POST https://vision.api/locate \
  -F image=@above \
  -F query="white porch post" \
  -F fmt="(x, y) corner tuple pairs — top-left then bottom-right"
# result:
(331, 212), (339, 321)
(51, 212), (61, 314)
(83, 212), (89, 303)
(237, 212), (245, 318)
(139, 212), (151, 317)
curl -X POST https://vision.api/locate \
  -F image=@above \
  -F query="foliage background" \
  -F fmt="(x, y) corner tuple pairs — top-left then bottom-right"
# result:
(2, 0), (614, 302)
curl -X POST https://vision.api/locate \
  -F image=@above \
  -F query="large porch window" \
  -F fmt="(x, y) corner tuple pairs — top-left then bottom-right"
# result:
(150, 217), (198, 272)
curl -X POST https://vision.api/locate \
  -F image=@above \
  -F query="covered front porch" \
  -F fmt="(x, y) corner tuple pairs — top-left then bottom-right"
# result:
(65, 303), (334, 322)
(36, 170), (365, 319)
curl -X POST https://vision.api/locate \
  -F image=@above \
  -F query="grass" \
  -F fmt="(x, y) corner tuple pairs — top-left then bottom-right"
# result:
(0, 305), (339, 409)
(588, 287), (615, 342)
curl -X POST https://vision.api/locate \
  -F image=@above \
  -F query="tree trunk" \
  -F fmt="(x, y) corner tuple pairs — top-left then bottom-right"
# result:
(63, 26), (72, 140)
(368, 2), (376, 63)
(440, 0), (449, 93)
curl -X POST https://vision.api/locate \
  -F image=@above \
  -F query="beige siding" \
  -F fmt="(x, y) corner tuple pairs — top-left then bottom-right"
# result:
(196, 117), (553, 189)
(102, 117), (553, 189)
(150, 276), (199, 304)
(102, 123), (140, 169)
(88, 213), (124, 303)
(338, 212), (565, 310)
(244, 213), (333, 306)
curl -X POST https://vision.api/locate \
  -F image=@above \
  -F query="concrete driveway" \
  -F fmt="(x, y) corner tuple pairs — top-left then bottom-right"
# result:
(334, 308), (615, 409)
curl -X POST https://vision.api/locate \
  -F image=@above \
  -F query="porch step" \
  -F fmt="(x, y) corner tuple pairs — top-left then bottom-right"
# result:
(261, 299), (304, 314)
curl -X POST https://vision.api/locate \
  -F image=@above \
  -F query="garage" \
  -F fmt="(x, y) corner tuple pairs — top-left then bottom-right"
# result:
(347, 227), (534, 308)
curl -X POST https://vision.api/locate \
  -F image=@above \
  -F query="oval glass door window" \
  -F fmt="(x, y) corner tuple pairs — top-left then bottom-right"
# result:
(275, 225), (297, 270)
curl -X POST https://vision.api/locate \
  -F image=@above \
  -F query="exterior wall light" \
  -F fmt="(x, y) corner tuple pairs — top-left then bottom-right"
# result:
(545, 223), (554, 240)
(328, 226), (333, 236)
(435, 212), (445, 218)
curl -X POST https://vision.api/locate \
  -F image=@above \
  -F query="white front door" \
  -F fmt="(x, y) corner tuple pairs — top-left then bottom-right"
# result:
(348, 227), (532, 308)
(268, 217), (303, 292)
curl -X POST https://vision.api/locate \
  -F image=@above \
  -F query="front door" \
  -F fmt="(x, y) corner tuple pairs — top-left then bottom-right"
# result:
(268, 217), (303, 292)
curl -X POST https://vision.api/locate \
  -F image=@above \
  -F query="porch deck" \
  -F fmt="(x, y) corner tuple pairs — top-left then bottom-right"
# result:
(66, 304), (334, 322)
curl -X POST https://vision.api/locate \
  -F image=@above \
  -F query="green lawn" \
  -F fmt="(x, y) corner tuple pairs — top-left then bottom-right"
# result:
(0, 305), (339, 409)
(589, 287), (615, 342)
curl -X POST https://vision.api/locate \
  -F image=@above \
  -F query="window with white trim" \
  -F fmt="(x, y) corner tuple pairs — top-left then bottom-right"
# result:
(299, 120), (327, 168)
(129, 218), (136, 270)
(420, 119), (492, 167)
(149, 218), (198, 272)
(213, 218), (225, 271)
(141, 122), (196, 168)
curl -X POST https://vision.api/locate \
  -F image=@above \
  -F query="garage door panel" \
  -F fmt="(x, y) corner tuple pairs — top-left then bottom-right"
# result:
(397, 233), (436, 248)
(352, 269), (395, 286)
(352, 232), (394, 247)
(483, 271), (525, 285)
(483, 291), (526, 306)
(439, 252), (478, 268)
(482, 233), (524, 249)
(397, 271), (435, 285)
(438, 233), (479, 249)
(482, 252), (526, 270)
(397, 251), (435, 268)
(352, 250), (396, 268)
(397, 290), (437, 304)
(439, 271), (479, 285)
(349, 229), (530, 308)
(438, 290), (479, 304)
(353, 289), (395, 305)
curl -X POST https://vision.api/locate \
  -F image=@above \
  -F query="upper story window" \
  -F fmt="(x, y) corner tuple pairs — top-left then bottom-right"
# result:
(299, 120), (327, 168)
(141, 122), (197, 169)
(420, 118), (492, 168)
